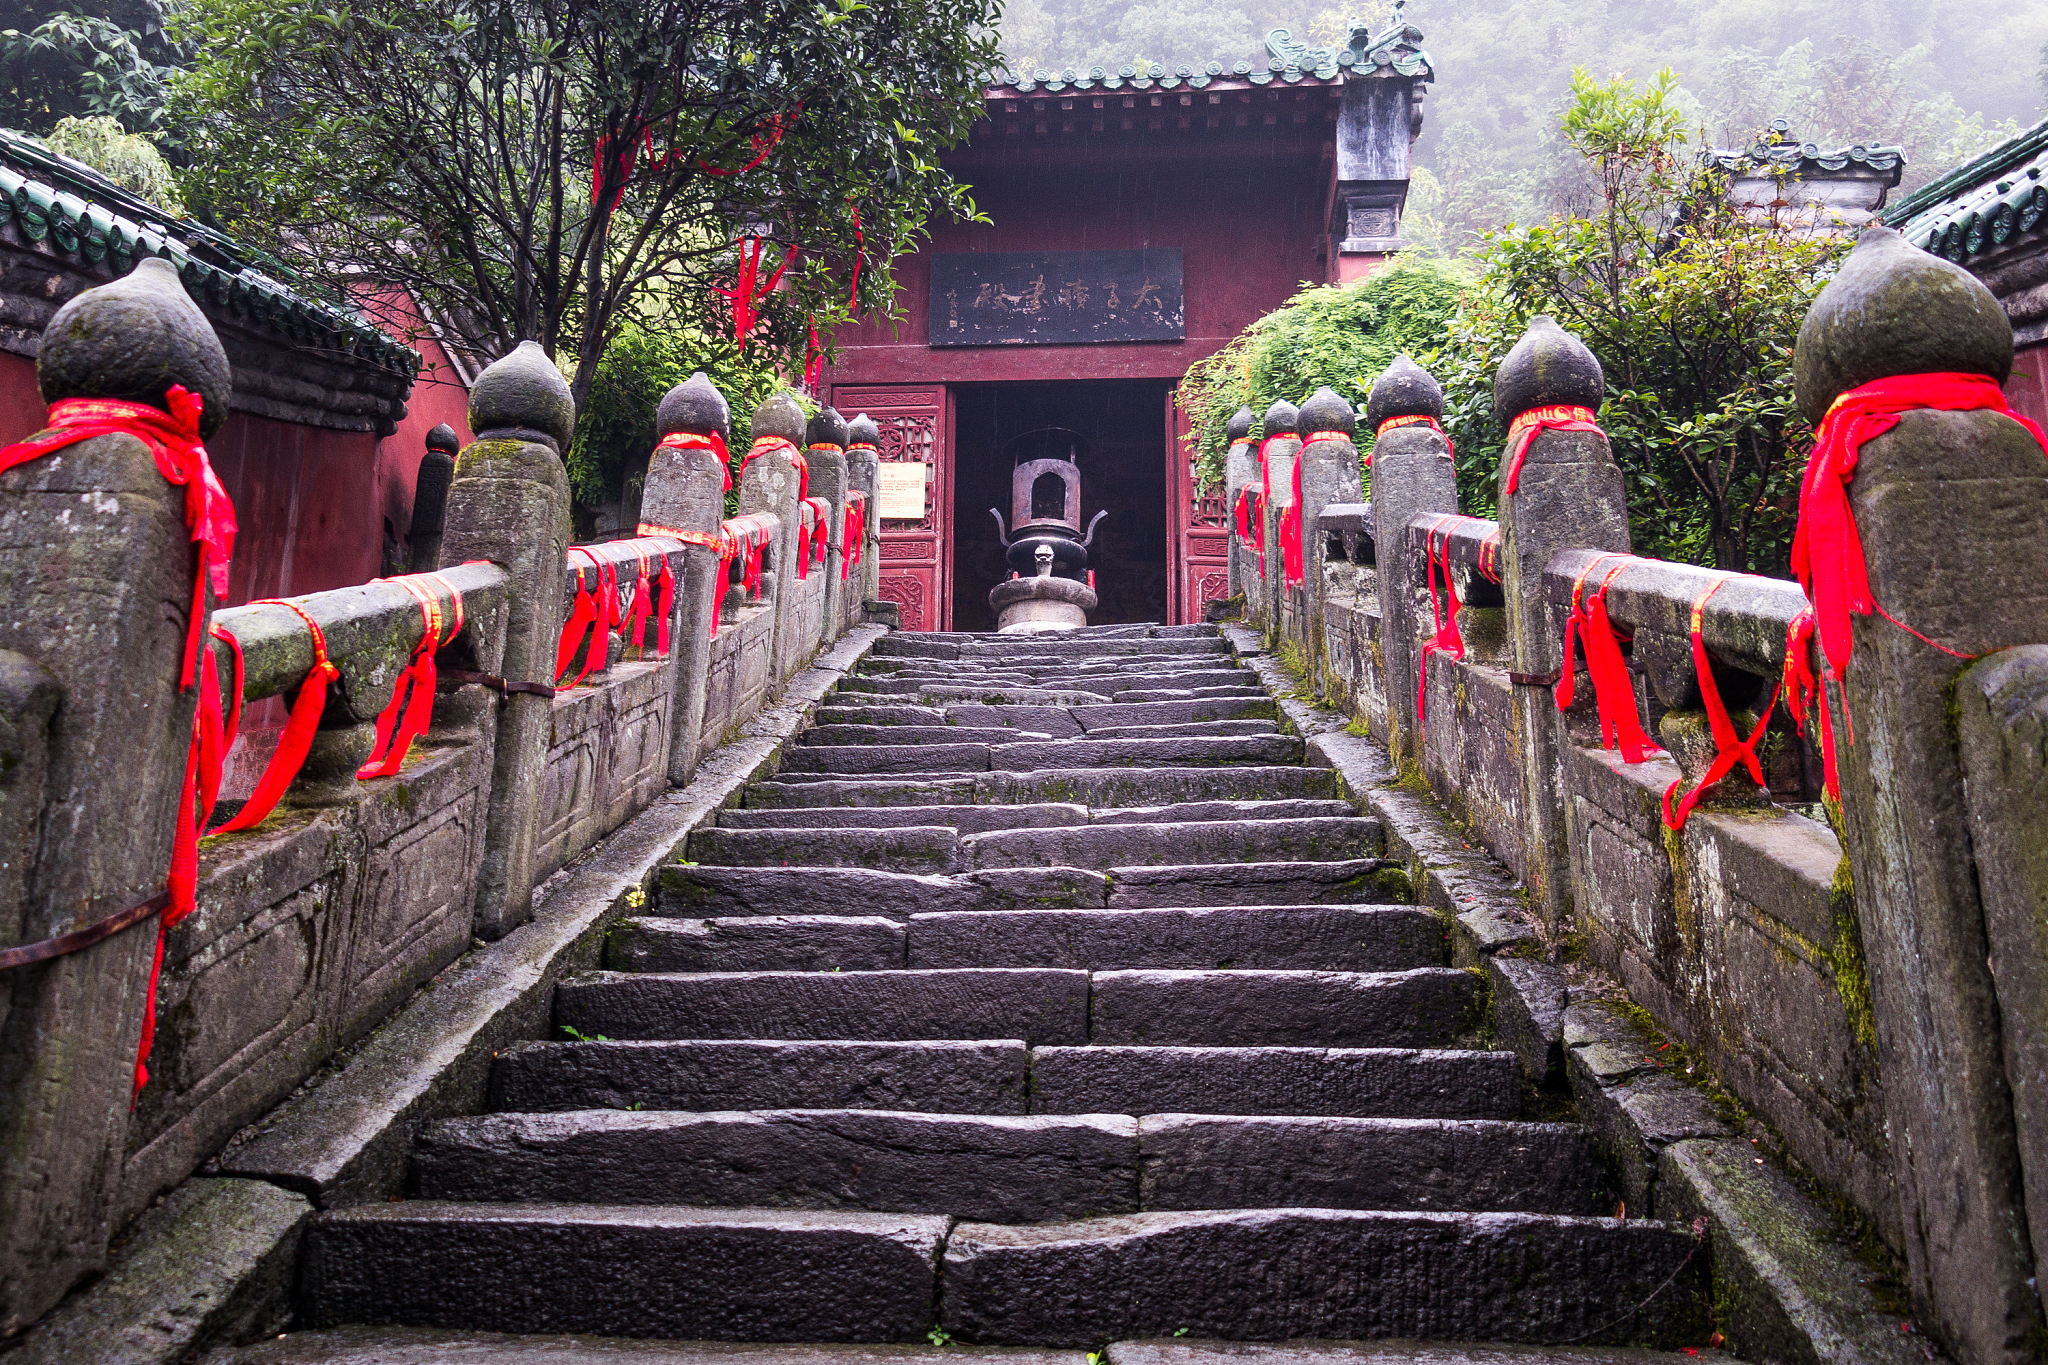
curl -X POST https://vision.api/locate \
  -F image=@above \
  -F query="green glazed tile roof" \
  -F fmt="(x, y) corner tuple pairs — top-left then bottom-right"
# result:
(995, 11), (1432, 95)
(0, 127), (418, 375)
(1887, 115), (2048, 266)
(1699, 118), (1905, 179)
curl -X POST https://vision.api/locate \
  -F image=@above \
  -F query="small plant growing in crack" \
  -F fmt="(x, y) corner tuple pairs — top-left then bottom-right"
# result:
(560, 1024), (611, 1042)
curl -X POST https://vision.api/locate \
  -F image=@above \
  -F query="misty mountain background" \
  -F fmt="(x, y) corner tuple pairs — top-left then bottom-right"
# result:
(998, 0), (2048, 253)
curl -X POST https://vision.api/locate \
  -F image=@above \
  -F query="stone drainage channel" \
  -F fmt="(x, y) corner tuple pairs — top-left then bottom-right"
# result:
(209, 623), (1712, 1362)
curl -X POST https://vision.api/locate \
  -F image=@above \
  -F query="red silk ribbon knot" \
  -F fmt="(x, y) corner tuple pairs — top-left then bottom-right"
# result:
(1503, 404), (1603, 496)
(1661, 577), (1784, 832)
(1782, 606), (1840, 802)
(1553, 554), (1661, 764)
(655, 429), (733, 493)
(359, 573), (463, 780)
(1415, 514), (1467, 742)
(1791, 371), (2048, 684)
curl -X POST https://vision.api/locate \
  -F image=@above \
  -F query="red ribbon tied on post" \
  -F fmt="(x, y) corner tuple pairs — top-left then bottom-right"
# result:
(1553, 554), (1661, 764)
(1414, 514), (1467, 742)
(358, 574), (464, 781)
(654, 428), (734, 493)
(212, 600), (340, 834)
(1661, 577), (1785, 832)
(1503, 404), (1603, 496)
(1375, 413), (1453, 469)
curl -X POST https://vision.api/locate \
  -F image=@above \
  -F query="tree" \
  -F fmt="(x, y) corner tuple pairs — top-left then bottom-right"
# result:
(168, 0), (1000, 407)
(1427, 68), (1845, 575)
(0, 1), (180, 133)
(38, 114), (183, 206)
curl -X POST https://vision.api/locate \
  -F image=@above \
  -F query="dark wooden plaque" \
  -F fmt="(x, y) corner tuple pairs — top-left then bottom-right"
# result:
(929, 249), (1185, 346)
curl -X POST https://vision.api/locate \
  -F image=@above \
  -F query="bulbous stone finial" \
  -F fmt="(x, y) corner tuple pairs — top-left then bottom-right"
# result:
(656, 371), (729, 437)
(38, 257), (232, 438)
(1794, 225), (2012, 423)
(469, 340), (575, 451)
(1261, 398), (1300, 437)
(1493, 315), (1603, 426)
(751, 391), (807, 444)
(848, 413), (882, 448)
(1365, 354), (1444, 430)
(425, 423), (460, 454)
(1298, 386), (1356, 438)
(806, 406), (849, 448)
(1226, 406), (1256, 442)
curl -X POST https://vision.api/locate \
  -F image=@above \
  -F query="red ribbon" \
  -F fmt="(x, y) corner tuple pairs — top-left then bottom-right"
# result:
(715, 235), (795, 343)
(843, 491), (866, 582)
(358, 574), (463, 780)
(1554, 555), (1661, 764)
(1783, 606), (1840, 802)
(1415, 514), (1467, 742)
(212, 600), (338, 834)
(697, 107), (799, 177)
(1375, 413), (1453, 469)
(654, 428), (733, 493)
(556, 548), (621, 687)
(1503, 404), (1603, 496)
(1791, 372), (2047, 685)
(1662, 577), (1783, 831)
(1257, 433), (1301, 584)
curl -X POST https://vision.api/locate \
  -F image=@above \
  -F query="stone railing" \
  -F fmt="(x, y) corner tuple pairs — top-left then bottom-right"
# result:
(0, 262), (882, 1337)
(1236, 226), (2048, 1365)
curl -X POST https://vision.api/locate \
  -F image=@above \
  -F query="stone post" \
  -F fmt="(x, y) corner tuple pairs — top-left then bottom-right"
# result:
(0, 259), (227, 1334)
(806, 406), (851, 646)
(1494, 317), (1631, 928)
(1257, 399), (1300, 638)
(744, 393), (807, 685)
(407, 422), (459, 572)
(1795, 226), (2048, 1361)
(1222, 406), (1256, 603)
(435, 341), (574, 941)
(1366, 355), (1458, 766)
(1295, 386), (1365, 694)
(847, 413), (883, 616)
(641, 372), (731, 787)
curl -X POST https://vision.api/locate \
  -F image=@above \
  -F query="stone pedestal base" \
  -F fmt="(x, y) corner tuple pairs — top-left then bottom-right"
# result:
(990, 575), (1097, 634)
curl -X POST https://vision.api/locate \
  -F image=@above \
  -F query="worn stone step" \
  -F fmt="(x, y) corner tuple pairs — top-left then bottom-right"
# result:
(1105, 1341), (1709, 1365)
(941, 703), (1085, 737)
(895, 686), (1115, 706)
(556, 969), (1091, 1044)
(1090, 968), (1482, 1047)
(1111, 689), (1268, 704)
(657, 866), (1108, 918)
(413, 1110), (1141, 1224)
(814, 703), (949, 727)
(608, 916), (906, 973)
(743, 768), (1344, 808)
(989, 736), (1304, 771)
(1031, 1045), (1521, 1119)
(491, 1039), (1028, 1115)
(205, 1328), (1091, 1364)
(299, 1202), (947, 1340)
(958, 639), (1234, 659)
(1091, 799), (1356, 825)
(1080, 720), (1280, 740)
(743, 777), (982, 808)
(962, 818), (1380, 871)
(686, 826), (962, 873)
(1071, 699), (1275, 729)
(905, 906), (1442, 971)
(938, 1208), (1711, 1345)
(1106, 860), (1411, 907)
(1138, 1116), (1610, 1215)
(720, 803), (1090, 834)
(802, 725), (1044, 747)
(853, 672), (1251, 696)
(778, 744), (991, 775)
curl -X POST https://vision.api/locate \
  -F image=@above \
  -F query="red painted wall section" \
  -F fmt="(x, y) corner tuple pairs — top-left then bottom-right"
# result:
(2008, 340), (2048, 433)
(364, 285), (474, 585)
(0, 350), (41, 443)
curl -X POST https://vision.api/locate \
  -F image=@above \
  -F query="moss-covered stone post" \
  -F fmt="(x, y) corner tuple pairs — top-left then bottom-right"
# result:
(1367, 355), (1458, 767)
(1495, 317), (1631, 928)
(1256, 398), (1300, 638)
(1797, 227), (2048, 1361)
(1221, 406), (1257, 605)
(806, 406), (851, 647)
(1296, 386), (1364, 695)
(744, 393), (807, 686)
(847, 414), (883, 618)
(0, 259), (225, 1333)
(435, 341), (573, 941)
(643, 372), (732, 787)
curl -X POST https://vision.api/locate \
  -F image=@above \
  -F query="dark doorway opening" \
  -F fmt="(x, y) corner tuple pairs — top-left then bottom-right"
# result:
(950, 379), (1171, 631)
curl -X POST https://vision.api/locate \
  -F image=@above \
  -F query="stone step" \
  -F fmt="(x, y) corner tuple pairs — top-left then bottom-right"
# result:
(813, 703), (949, 726)
(847, 672), (1252, 697)
(743, 767), (1342, 807)
(988, 736), (1305, 770)
(414, 1109), (1142, 1224)
(778, 744), (991, 775)
(657, 866), (1110, 919)
(608, 916), (907, 973)
(940, 703), (1085, 737)
(937, 1208), (1711, 1345)
(409, 1112), (1604, 1222)
(1111, 688), (1269, 703)
(204, 1328), (1092, 1364)
(1105, 1341), (1710, 1365)
(719, 803), (1090, 833)
(951, 638), (1234, 659)
(1089, 968), (1481, 1047)
(556, 968), (1092, 1044)
(960, 818), (1381, 871)
(882, 686), (1116, 706)
(904, 906), (1441, 971)
(298, 1202), (948, 1340)
(1079, 720), (1280, 740)
(801, 725), (1047, 747)
(491, 1038), (1028, 1115)
(1105, 859), (1411, 907)
(686, 825), (962, 873)
(1092, 799), (1356, 824)
(1030, 1045), (1520, 1119)
(743, 777), (982, 808)
(1070, 699), (1276, 729)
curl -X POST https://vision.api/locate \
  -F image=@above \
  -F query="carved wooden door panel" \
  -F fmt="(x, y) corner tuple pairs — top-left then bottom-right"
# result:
(830, 383), (949, 632)
(1170, 387), (1230, 624)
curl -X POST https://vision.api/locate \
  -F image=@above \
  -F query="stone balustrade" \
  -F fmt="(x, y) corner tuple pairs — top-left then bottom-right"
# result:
(0, 264), (882, 1337)
(1239, 225), (2048, 1364)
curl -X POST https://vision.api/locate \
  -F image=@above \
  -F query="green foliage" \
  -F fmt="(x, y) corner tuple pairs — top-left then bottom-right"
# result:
(168, 0), (1001, 409)
(564, 322), (788, 528)
(1423, 68), (1845, 574)
(0, 1), (179, 134)
(1180, 258), (1466, 490)
(38, 114), (181, 207)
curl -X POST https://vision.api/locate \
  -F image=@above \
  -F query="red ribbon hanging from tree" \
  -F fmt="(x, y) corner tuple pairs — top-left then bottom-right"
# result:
(715, 234), (796, 344)
(697, 108), (800, 177)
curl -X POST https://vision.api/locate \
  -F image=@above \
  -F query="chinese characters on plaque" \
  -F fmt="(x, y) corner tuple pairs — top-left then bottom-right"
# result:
(929, 249), (1185, 346)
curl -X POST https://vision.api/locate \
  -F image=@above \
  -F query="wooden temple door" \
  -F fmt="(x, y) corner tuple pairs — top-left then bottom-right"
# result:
(829, 383), (950, 632)
(1169, 388), (1231, 623)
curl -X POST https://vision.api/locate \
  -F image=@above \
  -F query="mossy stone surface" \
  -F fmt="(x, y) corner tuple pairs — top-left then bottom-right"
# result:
(38, 257), (232, 437)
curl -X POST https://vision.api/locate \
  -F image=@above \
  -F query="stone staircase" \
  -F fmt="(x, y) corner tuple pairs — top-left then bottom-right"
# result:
(256, 625), (1711, 1357)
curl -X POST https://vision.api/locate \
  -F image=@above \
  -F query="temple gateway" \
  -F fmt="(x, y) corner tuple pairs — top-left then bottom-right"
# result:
(821, 18), (1433, 630)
